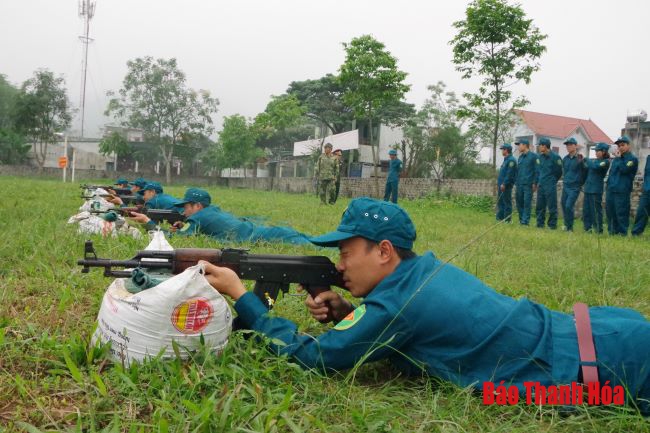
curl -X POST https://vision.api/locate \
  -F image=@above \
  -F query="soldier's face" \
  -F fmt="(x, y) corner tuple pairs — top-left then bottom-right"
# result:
(325, 147), (332, 155)
(596, 150), (605, 159)
(132, 186), (141, 193)
(618, 142), (630, 154)
(143, 190), (155, 202)
(183, 202), (203, 217)
(336, 237), (385, 297)
(566, 143), (577, 154)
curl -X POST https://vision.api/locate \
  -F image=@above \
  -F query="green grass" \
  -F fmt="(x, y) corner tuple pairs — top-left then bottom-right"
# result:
(0, 175), (648, 432)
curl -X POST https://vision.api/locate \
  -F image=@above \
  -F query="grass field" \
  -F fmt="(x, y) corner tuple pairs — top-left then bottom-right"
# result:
(0, 175), (648, 432)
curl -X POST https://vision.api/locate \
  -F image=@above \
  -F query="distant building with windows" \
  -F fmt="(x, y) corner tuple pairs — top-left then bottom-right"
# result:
(493, 109), (613, 167)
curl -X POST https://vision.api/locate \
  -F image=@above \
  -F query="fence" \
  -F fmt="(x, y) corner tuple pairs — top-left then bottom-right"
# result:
(1, 164), (645, 216)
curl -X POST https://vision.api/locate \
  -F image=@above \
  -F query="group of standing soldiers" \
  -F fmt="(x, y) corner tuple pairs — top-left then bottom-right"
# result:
(497, 135), (650, 236)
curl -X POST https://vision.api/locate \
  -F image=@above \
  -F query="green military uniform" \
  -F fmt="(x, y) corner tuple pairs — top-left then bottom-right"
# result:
(315, 149), (339, 205)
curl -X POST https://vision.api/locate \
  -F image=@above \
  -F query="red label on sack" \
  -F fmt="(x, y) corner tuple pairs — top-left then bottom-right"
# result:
(171, 298), (213, 334)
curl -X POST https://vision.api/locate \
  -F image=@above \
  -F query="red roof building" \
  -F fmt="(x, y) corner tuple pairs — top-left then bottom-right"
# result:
(515, 110), (612, 146)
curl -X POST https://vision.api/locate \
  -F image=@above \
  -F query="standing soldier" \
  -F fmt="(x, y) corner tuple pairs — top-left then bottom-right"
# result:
(582, 143), (611, 233)
(515, 138), (538, 226)
(315, 143), (339, 205)
(632, 155), (650, 236)
(535, 137), (563, 229)
(560, 137), (583, 231)
(496, 143), (517, 222)
(333, 149), (344, 203)
(606, 136), (639, 235)
(383, 149), (402, 203)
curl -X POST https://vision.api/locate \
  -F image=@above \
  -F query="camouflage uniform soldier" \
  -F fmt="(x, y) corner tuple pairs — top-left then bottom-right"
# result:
(315, 143), (339, 205)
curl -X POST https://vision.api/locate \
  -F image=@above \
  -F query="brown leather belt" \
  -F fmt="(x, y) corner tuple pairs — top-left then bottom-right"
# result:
(573, 302), (599, 384)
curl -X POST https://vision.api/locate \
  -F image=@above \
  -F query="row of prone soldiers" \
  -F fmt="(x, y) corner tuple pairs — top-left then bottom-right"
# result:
(497, 135), (650, 236)
(105, 177), (312, 245)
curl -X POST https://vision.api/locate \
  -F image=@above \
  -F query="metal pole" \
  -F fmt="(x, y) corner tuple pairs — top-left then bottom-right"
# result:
(71, 148), (77, 182)
(63, 136), (68, 182)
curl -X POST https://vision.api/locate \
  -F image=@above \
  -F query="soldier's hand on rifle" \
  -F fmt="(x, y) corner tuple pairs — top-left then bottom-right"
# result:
(129, 211), (151, 224)
(107, 196), (124, 206)
(500, 184), (505, 193)
(304, 290), (354, 324)
(171, 221), (185, 232)
(532, 184), (538, 192)
(199, 261), (247, 300)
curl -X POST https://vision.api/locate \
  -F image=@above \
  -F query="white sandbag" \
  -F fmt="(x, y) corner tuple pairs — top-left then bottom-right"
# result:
(68, 212), (142, 239)
(79, 188), (116, 212)
(145, 229), (174, 251)
(93, 263), (232, 366)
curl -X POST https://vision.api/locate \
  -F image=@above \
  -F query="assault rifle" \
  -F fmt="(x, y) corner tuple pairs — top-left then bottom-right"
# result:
(81, 192), (141, 206)
(78, 241), (345, 311)
(80, 184), (132, 196)
(90, 207), (186, 225)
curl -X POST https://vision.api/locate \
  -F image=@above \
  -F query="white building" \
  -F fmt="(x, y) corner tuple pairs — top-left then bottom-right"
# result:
(291, 123), (404, 178)
(495, 110), (613, 166)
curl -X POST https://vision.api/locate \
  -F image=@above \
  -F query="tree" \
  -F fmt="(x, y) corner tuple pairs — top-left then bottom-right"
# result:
(254, 94), (305, 161)
(0, 74), (19, 129)
(0, 128), (30, 164)
(106, 57), (219, 183)
(399, 82), (480, 179)
(12, 70), (72, 169)
(287, 74), (353, 134)
(209, 114), (262, 176)
(339, 35), (410, 191)
(98, 131), (131, 171)
(99, 131), (130, 157)
(450, 0), (546, 167)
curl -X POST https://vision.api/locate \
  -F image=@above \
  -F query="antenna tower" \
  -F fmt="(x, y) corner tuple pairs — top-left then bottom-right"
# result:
(78, 0), (96, 138)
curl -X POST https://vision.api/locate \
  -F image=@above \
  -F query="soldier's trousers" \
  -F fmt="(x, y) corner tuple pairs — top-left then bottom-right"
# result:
(536, 184), (558, 229)
(334, 179), (341, 203)
(384, 180), (399, 203)
(515, 184), (533, 225)
(632, 191), (650, 235)
(319, 179), (336, 204)
(606, 190), (632, 235)
(583, 192), (604, 233)
(561, 186), (580, 231)
(496, 186), (513, 222)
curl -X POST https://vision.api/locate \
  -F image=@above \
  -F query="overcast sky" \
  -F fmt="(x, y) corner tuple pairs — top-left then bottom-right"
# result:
(1, 0), (648, 141)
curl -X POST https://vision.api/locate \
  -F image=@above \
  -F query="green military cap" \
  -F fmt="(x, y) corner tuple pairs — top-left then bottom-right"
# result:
(615, 135), (630, 144)
(324, 142), (333, 149)
(129, 177), (148, 188)
(309, 197), (416, 249)
(115, 177), (129, 185)
(388, 149), (398, 155)
(515, 138), (529, 145)
(595, 142), (610, 152)
(177, 188), (211, 207)
(538, 137), (551, 147)
(139, 181), (163, 195)
(499, 143), (513, 151)
(563, 137), (577, 145)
